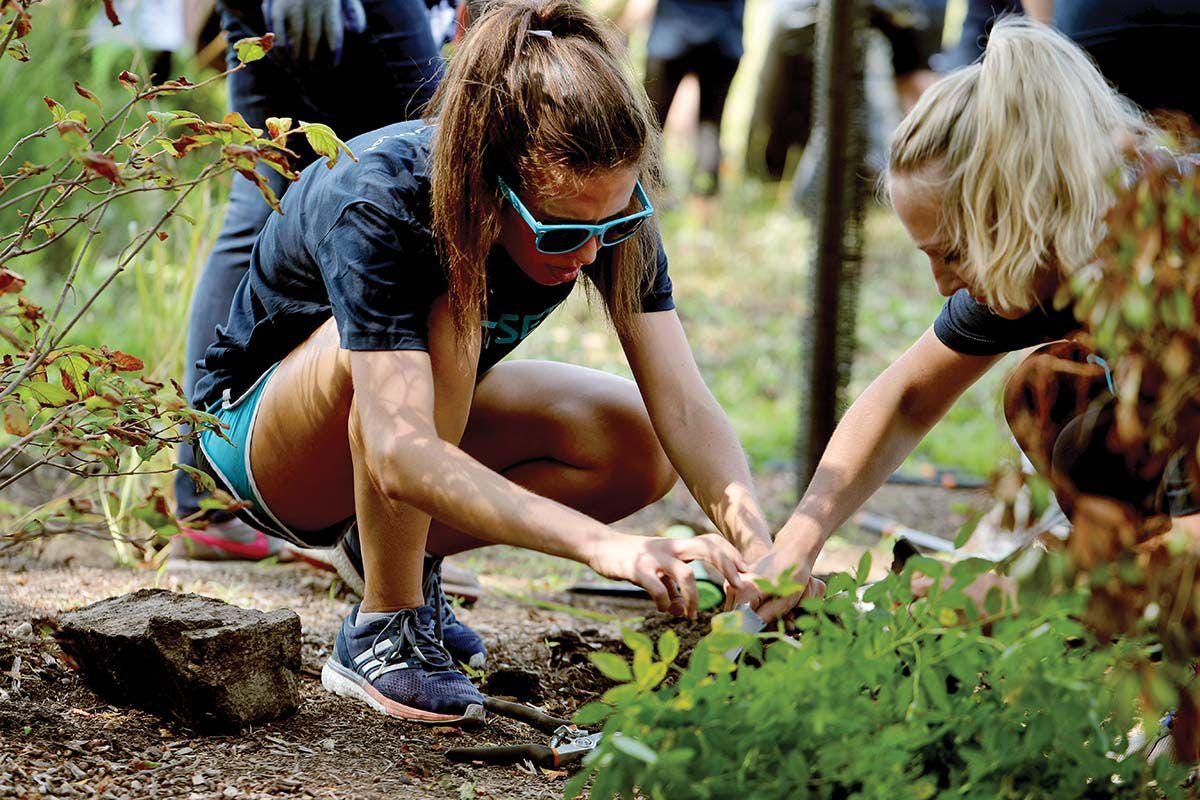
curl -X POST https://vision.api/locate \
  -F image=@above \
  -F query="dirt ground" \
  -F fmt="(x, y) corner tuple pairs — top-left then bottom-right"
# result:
(0, 473), (986, 800)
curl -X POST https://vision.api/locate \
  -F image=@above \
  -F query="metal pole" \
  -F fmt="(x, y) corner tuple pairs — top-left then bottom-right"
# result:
(795, 0), (868, 495)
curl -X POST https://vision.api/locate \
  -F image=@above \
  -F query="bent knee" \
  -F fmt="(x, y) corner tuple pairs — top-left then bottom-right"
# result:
(561, 396), (676, 506)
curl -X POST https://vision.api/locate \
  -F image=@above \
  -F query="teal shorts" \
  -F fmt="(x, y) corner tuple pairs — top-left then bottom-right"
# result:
(197, 364), (347, 548)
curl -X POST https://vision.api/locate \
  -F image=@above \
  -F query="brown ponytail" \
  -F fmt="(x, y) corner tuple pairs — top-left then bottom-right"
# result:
(426, 0), (663, 340)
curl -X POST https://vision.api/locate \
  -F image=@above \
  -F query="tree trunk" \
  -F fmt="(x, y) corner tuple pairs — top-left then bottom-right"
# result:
(795, 0), (869, 495)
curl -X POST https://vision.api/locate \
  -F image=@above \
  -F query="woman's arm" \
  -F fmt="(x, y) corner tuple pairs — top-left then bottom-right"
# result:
(350, 314), (748, 618)
(620, 309), (775, 561)
(745, 327), (1001, 619)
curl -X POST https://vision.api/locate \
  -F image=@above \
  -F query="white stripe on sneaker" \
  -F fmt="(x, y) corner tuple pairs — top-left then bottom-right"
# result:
(353, 639), (398, 666)
(367, 662), (413, 680)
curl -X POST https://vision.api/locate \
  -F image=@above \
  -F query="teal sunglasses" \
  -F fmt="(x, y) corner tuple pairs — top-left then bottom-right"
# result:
(498, 176), (655, 255)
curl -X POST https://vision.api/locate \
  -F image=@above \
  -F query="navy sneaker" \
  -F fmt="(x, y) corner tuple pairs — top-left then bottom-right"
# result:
(321, 604), (485, 724)
(331, 526), (487, 669)
(425, 555), (487, 669)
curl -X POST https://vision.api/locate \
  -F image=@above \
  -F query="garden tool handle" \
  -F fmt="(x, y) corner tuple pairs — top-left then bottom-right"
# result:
(446, 743), (558, 766)
(484, 696), (571, 732)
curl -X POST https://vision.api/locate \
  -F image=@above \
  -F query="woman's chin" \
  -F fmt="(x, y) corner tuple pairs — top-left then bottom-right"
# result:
(545, 265), (582, 284)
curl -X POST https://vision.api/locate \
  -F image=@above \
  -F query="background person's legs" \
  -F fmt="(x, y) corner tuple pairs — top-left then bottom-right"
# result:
(644, 52), (689, 131)
(691, 46), (740, 197)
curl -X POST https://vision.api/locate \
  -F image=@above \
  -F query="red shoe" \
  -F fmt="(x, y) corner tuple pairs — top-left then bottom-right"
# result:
(172, 519), (290, 561)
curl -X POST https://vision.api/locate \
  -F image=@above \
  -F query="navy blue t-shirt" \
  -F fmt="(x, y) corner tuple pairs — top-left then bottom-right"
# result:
(193, 120), (675, 410)
(933, 289), (1078, 356)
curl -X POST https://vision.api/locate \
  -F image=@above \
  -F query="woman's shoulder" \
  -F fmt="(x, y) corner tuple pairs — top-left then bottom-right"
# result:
(291, 121), (437, 233)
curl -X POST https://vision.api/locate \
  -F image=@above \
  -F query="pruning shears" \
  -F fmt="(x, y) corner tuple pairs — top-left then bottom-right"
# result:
(446, 697), (603, 768)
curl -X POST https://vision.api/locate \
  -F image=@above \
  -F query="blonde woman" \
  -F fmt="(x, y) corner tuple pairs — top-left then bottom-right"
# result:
(737, 17), (1199, 620)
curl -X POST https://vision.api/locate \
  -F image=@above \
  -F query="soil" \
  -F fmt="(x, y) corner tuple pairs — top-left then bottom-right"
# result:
(0, 472), (988, 799)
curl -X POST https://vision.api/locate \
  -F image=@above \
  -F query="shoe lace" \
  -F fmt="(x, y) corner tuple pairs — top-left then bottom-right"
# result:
(423, 554), (451, 641)
(370, 608), (454, 671)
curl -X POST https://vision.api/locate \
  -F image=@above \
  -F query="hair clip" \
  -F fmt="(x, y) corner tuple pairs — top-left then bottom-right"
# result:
(529, 29), (553, 38)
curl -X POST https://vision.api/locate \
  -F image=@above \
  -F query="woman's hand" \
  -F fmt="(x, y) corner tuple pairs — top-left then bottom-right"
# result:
(589, 533), (751, 619)
(728, 545), (826, 623)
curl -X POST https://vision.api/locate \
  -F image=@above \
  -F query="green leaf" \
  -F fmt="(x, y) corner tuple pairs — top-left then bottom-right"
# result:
(233, 33), (275, 64)
(904, 556), (945, 581)
(175, 463), (216, 494)
(950, 558), (994, 587)
(621, 627), (653, 656)
(25, 381), (74, 408)
(43, 96), (66, 122)
(636, 661), (668, 691)
(611, 734), (658, 764)
(601, 683), (640, 706)
(572, 701), (612, 727)
(632, 645), (653, 682)
(657, 629), (680, 663)
(856, 551), (873, 585)
(954, 508), (984, 549)
(589, 652), (632, 683)
(198, 497), (234, 512)
(84, 394), (117, 411)
(298, 122), (356, 168)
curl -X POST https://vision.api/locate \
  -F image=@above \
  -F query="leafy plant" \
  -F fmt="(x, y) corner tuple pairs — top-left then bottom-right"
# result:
(569, 556), (1192, 799)
(0, 0), (349, 547)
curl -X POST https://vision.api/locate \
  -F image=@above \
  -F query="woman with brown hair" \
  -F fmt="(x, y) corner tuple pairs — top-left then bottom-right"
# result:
(191, 0), (772, 723)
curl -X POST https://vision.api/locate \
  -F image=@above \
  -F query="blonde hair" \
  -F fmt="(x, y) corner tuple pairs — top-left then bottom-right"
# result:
(887, 17), (1152, 311)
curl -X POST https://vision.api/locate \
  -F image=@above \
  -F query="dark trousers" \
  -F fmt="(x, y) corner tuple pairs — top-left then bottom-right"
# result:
(175, 0), (442, 520)
(644, 43), (741, 196)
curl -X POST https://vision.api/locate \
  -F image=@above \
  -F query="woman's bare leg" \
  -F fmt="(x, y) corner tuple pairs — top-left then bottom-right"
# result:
(248, 317), (438, 611)
(247, 320), (676, 603)
(427, 360), (678, 555)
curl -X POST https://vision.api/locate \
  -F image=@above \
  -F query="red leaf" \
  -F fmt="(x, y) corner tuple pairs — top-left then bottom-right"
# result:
(18, 296), (43, 321)
(3, 404), (30, 437)
(236, 167), (281, 213)
(43, 96), (65, 120)
(81, 151), (124, 186)
(73, 81), (100, 105)
(60, 368), (77, 398)
(155, 231), (168, 241)
(102, 0), (120, 25)
(168, 135), (205, 158)
(9, 7), (31, 39)
(107, 350), (144, 372)
(55, 119), (89, 138)
(106, 424), (149, 446)
(118, 69), (140, 89)
(0, 268), (26, 295)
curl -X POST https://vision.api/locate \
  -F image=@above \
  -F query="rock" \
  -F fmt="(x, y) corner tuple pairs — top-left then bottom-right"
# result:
(10, 621), (33, 639)
(55, 589), (301, 732)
